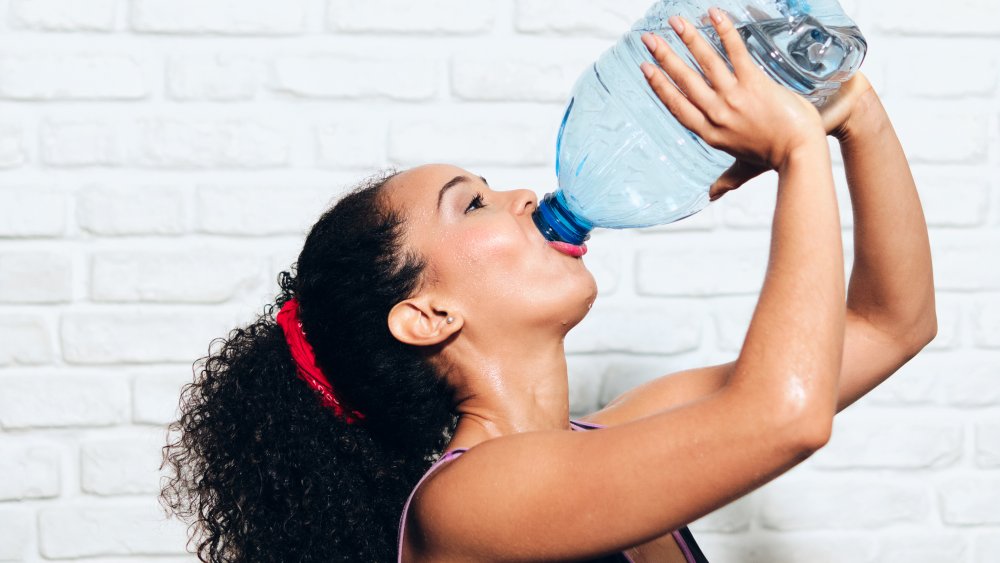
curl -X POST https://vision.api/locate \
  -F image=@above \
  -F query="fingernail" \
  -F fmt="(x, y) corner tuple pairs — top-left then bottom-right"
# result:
(641, 63), (654, 79)
(709, 7), (724, 24)
(668, 15), (685, 35)
(641, 32), (656, 52)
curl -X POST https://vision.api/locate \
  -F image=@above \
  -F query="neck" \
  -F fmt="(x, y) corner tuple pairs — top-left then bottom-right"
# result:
(442, 330), (572, 449)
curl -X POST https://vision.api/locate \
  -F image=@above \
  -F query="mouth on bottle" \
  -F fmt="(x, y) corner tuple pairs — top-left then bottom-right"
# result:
(532, 191), (593, 246)
(548, 240), (588, 257)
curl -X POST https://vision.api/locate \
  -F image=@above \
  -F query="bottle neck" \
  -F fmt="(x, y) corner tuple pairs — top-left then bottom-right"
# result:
(532, 191), (593, 246)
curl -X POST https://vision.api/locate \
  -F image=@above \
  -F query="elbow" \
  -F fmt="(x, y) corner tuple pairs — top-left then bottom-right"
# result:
(903, 307), (938, 356)
(790, 412), (833, 454)
(917, 313), (938, 350)
(729, 374), (836, 458)
(872, 301), (938, 359)
(911, 292), (939, 350)
(768, 393), (834, 458)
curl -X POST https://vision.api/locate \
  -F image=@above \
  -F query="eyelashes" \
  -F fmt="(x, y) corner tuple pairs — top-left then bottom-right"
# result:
(465, 192), (487, 214)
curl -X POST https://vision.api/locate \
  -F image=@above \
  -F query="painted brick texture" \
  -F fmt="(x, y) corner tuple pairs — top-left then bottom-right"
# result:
(0, 1), (996, 562)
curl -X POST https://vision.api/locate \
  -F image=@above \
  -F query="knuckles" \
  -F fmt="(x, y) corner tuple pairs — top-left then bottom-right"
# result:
(725, 91), (748, 112)
(706, 106), (732, 127)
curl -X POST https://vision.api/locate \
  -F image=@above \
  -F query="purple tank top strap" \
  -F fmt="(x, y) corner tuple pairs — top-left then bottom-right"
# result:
(672, 530), (697, 563)
(570, 418), (606, 430)
(397, 448), (467, 563)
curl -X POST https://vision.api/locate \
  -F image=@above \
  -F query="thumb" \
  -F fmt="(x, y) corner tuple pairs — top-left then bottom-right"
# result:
(710, 160), (767, 201)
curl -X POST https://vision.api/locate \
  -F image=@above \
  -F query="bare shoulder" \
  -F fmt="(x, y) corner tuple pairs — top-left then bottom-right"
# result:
(402, 358), (821, 562)
(576, 361), (735, 427)
(401, 453), (468, 562)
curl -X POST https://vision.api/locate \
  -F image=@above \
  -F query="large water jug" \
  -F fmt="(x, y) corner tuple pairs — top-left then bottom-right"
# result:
(533, 0), (866, 249)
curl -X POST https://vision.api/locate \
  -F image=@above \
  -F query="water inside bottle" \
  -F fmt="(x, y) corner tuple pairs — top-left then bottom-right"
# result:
(697, 16), (865, 103)
(546, 9), (866, 238)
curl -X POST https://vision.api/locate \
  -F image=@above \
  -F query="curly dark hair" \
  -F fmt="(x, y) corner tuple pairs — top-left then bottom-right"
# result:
(161, 169), (460, 562)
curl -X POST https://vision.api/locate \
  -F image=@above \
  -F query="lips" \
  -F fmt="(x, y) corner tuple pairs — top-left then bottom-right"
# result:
(547, 241), (588, 258)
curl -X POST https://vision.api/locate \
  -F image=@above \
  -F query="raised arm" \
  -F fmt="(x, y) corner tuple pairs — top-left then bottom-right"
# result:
(408, 11), (845, 562)
(832, 79), (937, 408)
(583, 75), (937, 425)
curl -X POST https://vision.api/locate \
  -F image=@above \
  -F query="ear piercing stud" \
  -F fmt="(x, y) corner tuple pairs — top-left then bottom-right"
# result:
(446, 316), (455, 324)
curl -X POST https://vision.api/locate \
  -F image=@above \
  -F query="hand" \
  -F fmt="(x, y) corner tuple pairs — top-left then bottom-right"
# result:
(640, 8), (825, 173)
(708, 72), (877, 201)
(820, 71), (875, 142)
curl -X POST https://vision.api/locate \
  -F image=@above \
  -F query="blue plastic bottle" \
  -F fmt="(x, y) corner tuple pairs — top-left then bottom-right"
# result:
(532, 0), (866, 246)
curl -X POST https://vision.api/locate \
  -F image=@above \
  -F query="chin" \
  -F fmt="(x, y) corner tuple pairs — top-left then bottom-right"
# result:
(554, 271), (598, 330)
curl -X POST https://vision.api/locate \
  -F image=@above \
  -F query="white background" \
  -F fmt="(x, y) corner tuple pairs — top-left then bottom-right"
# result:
(0, 0), (998, 561)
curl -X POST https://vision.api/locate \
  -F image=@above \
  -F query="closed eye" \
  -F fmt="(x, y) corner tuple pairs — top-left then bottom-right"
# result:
(465, 192), (487, 214)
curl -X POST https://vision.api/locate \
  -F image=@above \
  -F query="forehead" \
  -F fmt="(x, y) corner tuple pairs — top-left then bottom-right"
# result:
(384, 163), (473, 211)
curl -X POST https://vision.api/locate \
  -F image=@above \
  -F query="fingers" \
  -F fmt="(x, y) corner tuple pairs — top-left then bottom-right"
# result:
(642, 28), (718, 106)
(707, 8), (757, 79)
(640, 59), (709, 134)
(669, 13), (737, 92)
(709, 160), (767, 200)
(640, 13), (742, 143)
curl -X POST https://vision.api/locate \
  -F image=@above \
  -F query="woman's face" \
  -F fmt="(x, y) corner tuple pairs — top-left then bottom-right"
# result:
(383, 163), (597, 336)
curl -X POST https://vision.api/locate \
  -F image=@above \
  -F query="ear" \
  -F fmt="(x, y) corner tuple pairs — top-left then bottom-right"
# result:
(387, 297), (461, 346)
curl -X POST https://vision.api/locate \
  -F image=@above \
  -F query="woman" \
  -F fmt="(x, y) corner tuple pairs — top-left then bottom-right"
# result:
(162, 9), (936, 563)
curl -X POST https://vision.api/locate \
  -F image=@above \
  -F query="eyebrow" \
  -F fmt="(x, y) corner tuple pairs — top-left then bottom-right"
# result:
(436, 175), (489, 210)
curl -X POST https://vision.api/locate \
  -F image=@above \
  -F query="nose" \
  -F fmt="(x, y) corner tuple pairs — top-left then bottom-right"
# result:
(509, 189), (538, 217)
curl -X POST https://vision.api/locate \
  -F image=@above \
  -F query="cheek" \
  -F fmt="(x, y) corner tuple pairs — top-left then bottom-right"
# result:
(431, 225), (536, 303)
(438, 224), (525, 278)
(428, 221), (596, 319)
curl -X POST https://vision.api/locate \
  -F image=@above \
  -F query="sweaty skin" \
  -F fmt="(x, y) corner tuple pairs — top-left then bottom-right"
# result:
(386, 8), (841, 560)
(389, 8), (934, 563)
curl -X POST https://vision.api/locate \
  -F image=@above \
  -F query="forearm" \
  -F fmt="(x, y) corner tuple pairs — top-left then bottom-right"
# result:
(838, 93), (937, 345)
(728, 140), (845, 422)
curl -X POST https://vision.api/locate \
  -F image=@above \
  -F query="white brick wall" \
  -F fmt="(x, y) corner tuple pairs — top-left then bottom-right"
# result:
(0, 1), (996, 561)
(8, 0), (118, 32)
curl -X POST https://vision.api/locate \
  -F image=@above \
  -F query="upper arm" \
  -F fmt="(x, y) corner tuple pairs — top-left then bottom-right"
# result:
(410, 390), (814, 562)
(577, 311), (932, 429)
(575, 361), (735, 427)
(407, 317), (932, 561)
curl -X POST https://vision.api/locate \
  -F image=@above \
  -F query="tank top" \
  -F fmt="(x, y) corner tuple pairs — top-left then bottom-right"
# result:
(396, 418), (709, 563)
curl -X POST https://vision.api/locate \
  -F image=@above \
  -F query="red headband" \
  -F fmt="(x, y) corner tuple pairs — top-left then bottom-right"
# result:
(276, 298), (365, 425)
